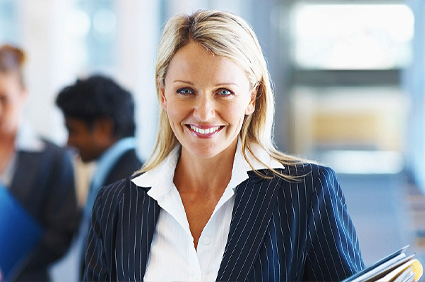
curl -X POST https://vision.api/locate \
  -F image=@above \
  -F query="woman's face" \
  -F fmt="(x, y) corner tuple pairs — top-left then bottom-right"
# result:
(0, 72), (27, 136)
(160, 41), (256, 160)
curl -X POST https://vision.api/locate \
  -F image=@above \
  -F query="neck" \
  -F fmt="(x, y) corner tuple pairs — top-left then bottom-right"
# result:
(0, 131), (17, 173)
(173, 141), (237, 195)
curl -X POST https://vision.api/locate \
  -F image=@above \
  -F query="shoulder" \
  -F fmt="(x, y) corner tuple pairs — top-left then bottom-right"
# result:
(95, 178), (132, 207)
(104, 149), (143, 186)
(252, 162), (343, 202)
(283, 162), (336, 178)
(282, 162), (346, 207)
(93, 176), (153, 215)
(286, 162), (338, 187)
(253, 162), (338, 185)
(39, 139), (73, 161)
(17, 139), (73, 176)
(117, 148), (143, 166)
(91, 176), (160, 236)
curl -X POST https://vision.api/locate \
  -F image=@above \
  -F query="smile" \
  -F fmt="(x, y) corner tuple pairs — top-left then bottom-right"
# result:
(189, 125), (221, 135)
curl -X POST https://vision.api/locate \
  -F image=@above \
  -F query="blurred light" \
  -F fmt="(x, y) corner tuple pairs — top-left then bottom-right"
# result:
(93, 8), (116, 42)
(320, 150), (404, 174)
(291, 3), (414, 70)
(66, 9), (90, 37)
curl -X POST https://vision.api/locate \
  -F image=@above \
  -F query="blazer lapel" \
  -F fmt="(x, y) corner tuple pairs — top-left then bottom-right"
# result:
(9, 151), (42, 207)
(217, 171), (282, 281)
(130, 180), (161, 280)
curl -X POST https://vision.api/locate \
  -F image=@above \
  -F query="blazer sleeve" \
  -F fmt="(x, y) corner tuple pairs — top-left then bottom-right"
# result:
(302, 165), (365, 281)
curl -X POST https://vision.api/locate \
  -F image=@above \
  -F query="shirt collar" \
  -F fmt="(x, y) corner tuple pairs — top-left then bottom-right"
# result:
(15, 120), (45, 152)
(90, 137), (137, 190)
(131, 140), (284, 200)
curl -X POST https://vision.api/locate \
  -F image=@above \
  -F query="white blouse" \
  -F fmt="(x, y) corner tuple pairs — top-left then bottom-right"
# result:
(132, 142), (283, 281)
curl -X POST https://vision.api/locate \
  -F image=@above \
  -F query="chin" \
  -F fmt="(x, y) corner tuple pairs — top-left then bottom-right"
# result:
(186, 144), (226, 160)
(79, 155), (93, 163)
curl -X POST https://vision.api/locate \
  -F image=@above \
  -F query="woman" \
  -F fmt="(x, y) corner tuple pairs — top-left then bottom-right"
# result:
(84, 10), (365, 281)
(0, 44), (79, 281)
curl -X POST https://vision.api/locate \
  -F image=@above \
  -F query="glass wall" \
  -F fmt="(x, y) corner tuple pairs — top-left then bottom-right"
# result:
(286, 1), (413, 174)
(0, 0), (18, 44)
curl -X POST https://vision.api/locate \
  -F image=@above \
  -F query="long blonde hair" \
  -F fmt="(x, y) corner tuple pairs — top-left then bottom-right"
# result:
(141, 10), (301, 179)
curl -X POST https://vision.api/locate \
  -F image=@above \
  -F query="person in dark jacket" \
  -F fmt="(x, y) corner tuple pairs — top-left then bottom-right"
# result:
(0, 44), (79, 281)
(55, 74), (143, 279)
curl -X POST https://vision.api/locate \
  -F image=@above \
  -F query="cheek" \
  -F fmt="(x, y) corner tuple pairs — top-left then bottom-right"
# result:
(225, 102), (249, 123)
(68, 132), (89, 146)
(5, 104), (20, 122)
(165, 100), (189, 124)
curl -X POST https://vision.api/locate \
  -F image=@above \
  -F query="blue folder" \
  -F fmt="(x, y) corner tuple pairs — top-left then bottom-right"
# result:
(0, 185), (43, 281)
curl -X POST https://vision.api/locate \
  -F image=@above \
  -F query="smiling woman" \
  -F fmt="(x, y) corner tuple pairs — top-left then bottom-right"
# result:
(83, 10), (365, 282)
(160, 40), (256, 160)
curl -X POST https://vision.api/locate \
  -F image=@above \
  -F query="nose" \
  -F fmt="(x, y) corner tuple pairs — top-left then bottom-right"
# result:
(193, 93), (216, 121)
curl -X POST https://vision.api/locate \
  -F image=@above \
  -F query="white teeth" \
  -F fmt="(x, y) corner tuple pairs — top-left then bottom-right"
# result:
(190, 125), (220, 135)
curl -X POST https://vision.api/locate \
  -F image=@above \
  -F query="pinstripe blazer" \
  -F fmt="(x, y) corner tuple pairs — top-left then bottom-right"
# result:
(83, 163), (365, 281)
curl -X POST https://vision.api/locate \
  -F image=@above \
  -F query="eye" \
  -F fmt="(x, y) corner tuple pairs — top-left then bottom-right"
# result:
(177, 88), (194, 95)
(217, 89), (233, 96)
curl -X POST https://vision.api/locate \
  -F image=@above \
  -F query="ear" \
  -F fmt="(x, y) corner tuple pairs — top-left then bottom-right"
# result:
(159, 81), (167, 110)
(245, 84), (258, 115)
(94, 117), (114, 139)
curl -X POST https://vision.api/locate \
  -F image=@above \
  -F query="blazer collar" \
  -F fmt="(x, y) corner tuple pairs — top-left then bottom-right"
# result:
(134, 171), (282, 282)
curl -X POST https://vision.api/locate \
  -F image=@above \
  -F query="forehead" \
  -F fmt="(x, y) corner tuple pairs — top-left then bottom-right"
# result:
(65, 117), (90, 131)
(166, 41), (250, 85)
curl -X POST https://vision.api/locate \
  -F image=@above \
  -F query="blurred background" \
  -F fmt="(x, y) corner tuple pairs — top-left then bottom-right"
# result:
(1, 0), (425, 280)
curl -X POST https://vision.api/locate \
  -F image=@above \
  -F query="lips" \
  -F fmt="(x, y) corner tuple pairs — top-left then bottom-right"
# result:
(188, 124), (223, 136)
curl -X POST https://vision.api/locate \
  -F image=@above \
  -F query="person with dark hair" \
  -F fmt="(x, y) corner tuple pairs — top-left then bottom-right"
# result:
(55, 74), (143, 279)
(0, 44), (79, 281)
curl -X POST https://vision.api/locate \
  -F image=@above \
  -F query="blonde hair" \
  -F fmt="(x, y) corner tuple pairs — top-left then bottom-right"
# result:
(141, 10), (301, 179)
(0, 44), (26, 88)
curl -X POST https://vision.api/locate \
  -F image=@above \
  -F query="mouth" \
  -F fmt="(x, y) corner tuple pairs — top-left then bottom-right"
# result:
(187, 124), (223, 137)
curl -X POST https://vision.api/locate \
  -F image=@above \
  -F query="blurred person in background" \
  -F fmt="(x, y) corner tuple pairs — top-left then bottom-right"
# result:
(0, 44), (79, 281)
(55, 74), (143, 279)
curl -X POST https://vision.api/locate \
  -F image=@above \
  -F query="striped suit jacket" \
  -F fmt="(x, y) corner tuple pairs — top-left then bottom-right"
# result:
(83, 163), (365, 281)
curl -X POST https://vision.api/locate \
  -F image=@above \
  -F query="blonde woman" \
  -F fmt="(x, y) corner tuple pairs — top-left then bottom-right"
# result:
(84, 10), (364, 281)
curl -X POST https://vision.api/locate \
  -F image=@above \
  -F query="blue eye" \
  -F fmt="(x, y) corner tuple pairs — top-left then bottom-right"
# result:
(177, 88), (193, 95)
(218, 89), (232, 96)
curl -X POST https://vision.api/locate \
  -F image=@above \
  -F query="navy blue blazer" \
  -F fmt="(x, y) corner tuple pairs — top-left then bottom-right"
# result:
(9, 140), (79, 281)
(83, 163), (365, 281)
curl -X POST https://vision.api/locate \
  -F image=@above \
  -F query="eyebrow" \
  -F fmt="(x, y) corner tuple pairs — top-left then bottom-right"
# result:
(172, 80), (239, 87)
